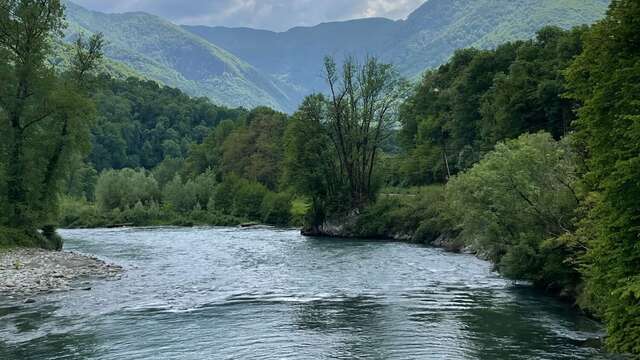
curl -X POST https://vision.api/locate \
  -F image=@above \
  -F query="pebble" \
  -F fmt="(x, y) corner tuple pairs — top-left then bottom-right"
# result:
(0, 248), (123, 297)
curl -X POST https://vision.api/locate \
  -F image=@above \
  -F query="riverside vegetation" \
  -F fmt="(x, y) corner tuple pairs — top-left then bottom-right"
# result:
(0, 0), (638, 355)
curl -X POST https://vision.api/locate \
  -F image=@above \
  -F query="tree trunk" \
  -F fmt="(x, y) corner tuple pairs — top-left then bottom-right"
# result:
(7, 126), (28, 227)
(40, 118), (68, 205)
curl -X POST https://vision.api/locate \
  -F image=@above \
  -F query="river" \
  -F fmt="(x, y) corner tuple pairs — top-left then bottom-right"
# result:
(0, 227), (615, 359)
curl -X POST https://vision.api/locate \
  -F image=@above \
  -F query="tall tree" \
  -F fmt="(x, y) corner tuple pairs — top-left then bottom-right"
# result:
(0, 0), (103, 232)
(324, 56), (407, 209)
(566, 0), (640, 354)
(283, 94), (342, 228)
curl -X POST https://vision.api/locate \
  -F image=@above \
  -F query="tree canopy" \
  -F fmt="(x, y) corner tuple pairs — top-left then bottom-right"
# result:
(0, 0), (103, 236)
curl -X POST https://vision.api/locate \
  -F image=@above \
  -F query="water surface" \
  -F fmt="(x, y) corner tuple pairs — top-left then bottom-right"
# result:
(0, 227), (612, 359)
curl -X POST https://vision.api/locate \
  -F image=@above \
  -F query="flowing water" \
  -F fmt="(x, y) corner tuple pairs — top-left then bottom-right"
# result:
(0, 227), (615, 359)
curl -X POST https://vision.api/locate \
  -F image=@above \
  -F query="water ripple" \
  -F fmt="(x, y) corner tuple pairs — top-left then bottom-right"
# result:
(0, 227), (615, 360)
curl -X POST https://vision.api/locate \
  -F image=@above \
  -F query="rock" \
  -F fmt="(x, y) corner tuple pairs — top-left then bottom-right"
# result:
(0, 248), (123, 297)
(24, 298), (36, 304)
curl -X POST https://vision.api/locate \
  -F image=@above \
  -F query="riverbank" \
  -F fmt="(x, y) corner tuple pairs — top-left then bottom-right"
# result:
(0, 248), (123, 297)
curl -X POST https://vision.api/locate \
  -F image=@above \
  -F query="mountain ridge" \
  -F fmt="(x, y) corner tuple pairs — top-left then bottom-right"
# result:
(63, 1), (299, 111)
(63, 0), (610, 112)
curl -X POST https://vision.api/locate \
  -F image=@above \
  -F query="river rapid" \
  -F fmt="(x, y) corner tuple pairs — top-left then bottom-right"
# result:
(0, 227), (615, 359)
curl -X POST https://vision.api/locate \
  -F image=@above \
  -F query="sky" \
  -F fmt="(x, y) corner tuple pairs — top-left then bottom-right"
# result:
(71, 0), (426, 32)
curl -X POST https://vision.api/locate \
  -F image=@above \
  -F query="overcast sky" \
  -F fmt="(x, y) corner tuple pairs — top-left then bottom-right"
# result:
(71, 0), (426, 32)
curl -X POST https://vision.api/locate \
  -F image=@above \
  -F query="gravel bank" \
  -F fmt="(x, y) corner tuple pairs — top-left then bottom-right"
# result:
(0, 248), (122, 297)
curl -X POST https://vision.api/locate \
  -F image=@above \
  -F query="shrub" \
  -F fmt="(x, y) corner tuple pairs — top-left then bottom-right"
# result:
(0, 227), (57, 250)
(95, 169), (160, 212)
(261, 192), (292, 226)
(59, 196), (104, 228)
(233, 180), (268, 220)
(353, 186), (450, 242)
(446, 132), (580, 293)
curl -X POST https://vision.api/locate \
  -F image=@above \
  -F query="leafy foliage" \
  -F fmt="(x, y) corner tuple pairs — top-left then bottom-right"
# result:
(399, 27), (585, 185)
(565, 0), (640, 353)
(446, 133), (581, 293)
(95, 168), (160, 212)
(87, 75), (245, 171)
(0, 0), (102, 233)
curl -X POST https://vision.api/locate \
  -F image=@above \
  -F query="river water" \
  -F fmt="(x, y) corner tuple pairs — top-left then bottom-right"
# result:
(0, 227), (615, 359)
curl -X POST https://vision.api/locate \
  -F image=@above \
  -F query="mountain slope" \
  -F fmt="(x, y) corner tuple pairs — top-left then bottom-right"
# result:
(64, 0), (610, 112)
(186, 0), (609, 93)
(390, 0), (612, 74)
(185, 18), (400, 95)
(63, 1), (299, 111)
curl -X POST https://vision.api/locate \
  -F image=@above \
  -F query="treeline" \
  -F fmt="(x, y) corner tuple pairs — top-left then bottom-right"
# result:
(396, 26), (585, 185)
(62, 101), (302, 228)
(61, 55), (405, 230)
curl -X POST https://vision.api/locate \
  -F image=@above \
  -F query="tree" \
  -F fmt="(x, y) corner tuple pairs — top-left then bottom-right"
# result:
(95, 168), (160, 212)
(283, 94), (343, 227)
(0, 0), (103, 232)
(220, 107), (287, 190)
(399, 27), (585, 186)
(87, 76), (245, 172)
(446, 132), (581, 294)
(324, 56), (407, 209)
(565, 0), (640, 353)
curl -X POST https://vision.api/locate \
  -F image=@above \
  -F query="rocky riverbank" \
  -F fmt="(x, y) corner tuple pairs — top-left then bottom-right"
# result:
(0, 248), (122, 297)
(302, 218), (471, 258)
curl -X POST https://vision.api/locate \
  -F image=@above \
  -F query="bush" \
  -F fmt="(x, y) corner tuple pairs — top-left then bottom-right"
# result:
(163, 175), (199, 213)
(95, 168), (160, 212)
(261, 192), (292, 226)
(0, 227), (58, 250)
(446, 132), (580, 293)
(290, 198), (310, 227)
(213, 175), (239, 213)
(349, 186), (452, 242)
(59, 196), (104, 228)
(233, 180), (268, 220)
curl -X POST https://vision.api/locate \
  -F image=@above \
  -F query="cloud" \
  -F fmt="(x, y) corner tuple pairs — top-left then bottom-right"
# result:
(70, 0), (425, 31)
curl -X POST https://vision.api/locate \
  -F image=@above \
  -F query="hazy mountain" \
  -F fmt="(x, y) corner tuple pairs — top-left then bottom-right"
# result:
(64, 0), (609, 112)
(186, 0), (609, 98)
(63, 1), (299, 112)
(185, 18), (400, 96)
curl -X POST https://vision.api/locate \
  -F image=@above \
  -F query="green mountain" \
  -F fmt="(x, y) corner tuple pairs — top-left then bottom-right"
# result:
(388, 0), (612, 74)
(186, 0), (609, 98)
(64, 0), (609, 112)
(63, 1), (299, 112)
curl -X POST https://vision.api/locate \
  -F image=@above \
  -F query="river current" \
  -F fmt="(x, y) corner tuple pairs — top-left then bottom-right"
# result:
(0, 227), (614, 359)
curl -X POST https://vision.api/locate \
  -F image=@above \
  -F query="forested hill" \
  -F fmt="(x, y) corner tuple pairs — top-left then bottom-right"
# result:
(63, 0), (609, 112)
(62, 1), (299, 112)
(386, 0), (611, 74)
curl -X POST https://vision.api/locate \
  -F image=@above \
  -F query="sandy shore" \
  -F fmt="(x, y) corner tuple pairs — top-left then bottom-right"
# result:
(0, 248), (122, 297)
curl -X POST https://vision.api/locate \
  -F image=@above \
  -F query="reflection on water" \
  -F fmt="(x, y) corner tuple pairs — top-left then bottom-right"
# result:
(0, 227), (616, 359)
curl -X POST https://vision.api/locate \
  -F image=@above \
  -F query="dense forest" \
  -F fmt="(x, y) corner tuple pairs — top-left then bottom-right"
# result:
(0, 0), (638, 355)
